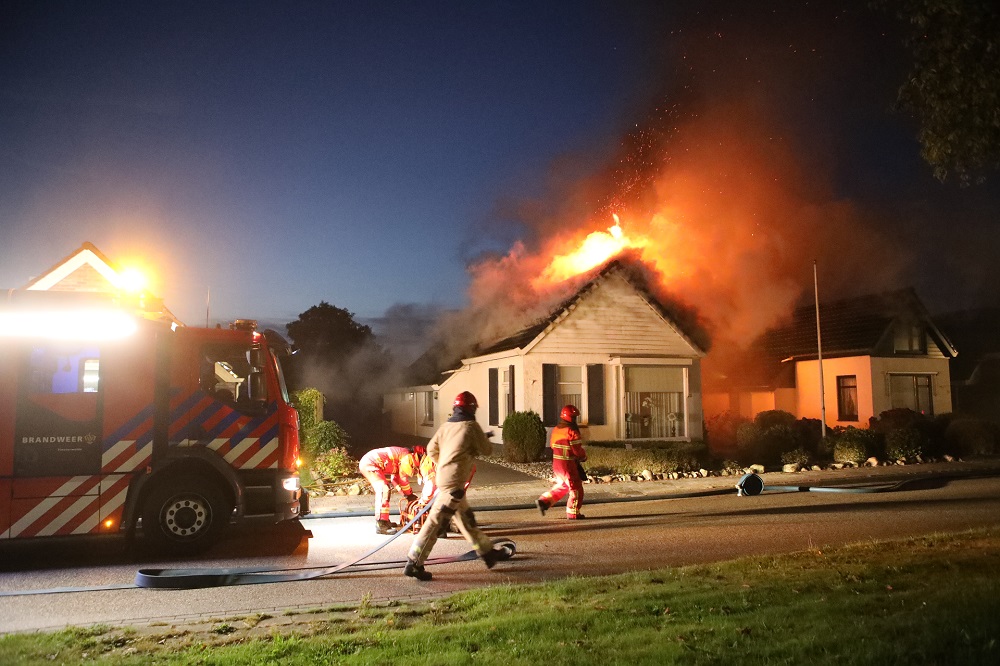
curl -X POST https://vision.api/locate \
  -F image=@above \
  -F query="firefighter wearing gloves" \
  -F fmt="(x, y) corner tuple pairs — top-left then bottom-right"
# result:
(403, 391), (508, 581)
(358, 446), (420, 535)
(536, 405), (587, 519)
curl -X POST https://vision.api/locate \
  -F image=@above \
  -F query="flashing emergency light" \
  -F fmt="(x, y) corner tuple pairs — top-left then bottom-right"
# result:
(0, 308), (139, 340)
(115, 267), (148, 293)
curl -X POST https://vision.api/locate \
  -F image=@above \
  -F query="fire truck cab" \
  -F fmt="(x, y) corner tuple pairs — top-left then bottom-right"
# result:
(0, 293), (304, 554)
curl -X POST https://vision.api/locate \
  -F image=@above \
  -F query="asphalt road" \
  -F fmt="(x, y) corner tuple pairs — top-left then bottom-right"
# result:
(2, 473), (1000, 634)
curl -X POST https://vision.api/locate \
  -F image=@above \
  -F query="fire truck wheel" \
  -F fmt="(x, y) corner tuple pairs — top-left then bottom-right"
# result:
(142, 476), (231, 555)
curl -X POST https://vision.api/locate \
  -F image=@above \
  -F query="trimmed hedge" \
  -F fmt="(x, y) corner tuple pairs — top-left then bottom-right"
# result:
(583, 441), (709, 476)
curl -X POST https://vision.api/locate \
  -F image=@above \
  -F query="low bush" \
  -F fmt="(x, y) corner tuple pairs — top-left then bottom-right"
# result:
(583, 442), (708, 476)
(780, 446), (811, 467)
(754, 409), (797, 431)
(311, 447), (357, 482)
(944, 418), (999, 457)
(729, 411), (805, 466)
(884, 426), (929, 461)
(833, 427), (881, 464)
(704, 411), (749, 458)
(502, 410), (546, 463)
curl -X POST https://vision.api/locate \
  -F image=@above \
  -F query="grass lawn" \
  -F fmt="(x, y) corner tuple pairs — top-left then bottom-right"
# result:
(2, 527), (998, 665)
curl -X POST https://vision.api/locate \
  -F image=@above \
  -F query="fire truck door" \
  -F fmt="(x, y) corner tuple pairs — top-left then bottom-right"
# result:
(8, 343), (103, 538)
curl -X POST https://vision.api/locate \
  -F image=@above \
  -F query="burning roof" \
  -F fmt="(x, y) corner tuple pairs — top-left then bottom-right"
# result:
(405, 257), (708, 386)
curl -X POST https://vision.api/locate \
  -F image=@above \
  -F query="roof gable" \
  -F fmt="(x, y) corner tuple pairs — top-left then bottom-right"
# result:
(476, 260), (705, 358)
(762, 288), (955, 360)
(23, 242), (120, 292)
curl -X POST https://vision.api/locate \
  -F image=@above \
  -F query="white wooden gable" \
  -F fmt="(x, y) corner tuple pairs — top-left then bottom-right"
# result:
(526, 270), (704, 357)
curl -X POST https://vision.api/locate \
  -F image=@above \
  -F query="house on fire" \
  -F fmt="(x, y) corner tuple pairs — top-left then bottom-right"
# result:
(384, 261), (707, 445)
(702, 288), (957, 427)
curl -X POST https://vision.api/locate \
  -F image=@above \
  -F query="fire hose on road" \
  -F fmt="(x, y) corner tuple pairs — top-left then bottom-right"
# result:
(0, 497), (515, 596)
(0, 474), (938, 596)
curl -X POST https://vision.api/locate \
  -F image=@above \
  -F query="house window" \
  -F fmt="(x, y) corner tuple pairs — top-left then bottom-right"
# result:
(893, 322), (925, 354)
(623, 366), (685, 439)
(889, 374), (933, 415)
(420, 391), (434, 426)
(502, 368), (513, 419)
(542, 364), (606, 426)
(558, 365), (583, 411)
(836, 375), (858, 421)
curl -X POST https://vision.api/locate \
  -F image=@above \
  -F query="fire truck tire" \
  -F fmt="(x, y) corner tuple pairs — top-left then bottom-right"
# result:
(141, 476), (231, 555)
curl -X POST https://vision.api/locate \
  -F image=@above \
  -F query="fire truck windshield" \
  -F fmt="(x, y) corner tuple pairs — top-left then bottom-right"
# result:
(201, 343), (260, 410)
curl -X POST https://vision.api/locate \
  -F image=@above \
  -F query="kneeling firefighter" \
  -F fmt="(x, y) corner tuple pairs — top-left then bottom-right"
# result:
(358, 445), (420, 534)
(404, 391), (508, 580)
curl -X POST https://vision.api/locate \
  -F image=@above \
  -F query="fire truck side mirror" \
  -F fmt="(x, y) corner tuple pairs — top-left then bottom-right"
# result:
(249, 370), (266, 403)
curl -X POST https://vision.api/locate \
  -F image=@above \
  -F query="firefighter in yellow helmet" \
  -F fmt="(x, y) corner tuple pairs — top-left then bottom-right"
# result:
(358, 446), (420, 534)
(403, 391), (508, 580)
(536, 405), (587, 519)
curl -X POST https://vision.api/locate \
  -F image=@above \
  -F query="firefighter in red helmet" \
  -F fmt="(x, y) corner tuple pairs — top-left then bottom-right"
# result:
(403, 391), (508, 580)
(358, 446), (420, 534)
(536, 404), (587, 519)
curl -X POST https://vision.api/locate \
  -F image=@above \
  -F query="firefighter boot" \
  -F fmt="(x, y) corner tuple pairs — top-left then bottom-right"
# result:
(481, 546), (507, 570)
(376, 519), (399, 535)
(404, 559), (432, 581)
(535, 499), (549, 516)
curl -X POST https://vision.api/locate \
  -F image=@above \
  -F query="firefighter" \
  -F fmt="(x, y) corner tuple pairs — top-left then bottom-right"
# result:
(413, 446), (477, 537)
(403, 391), (508, 580)
(536, 405), (587, 519)
(358, 446), (420, 535)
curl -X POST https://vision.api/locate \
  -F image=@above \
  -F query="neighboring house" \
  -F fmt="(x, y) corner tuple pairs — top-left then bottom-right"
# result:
(384, 261), (707, 444)
(935, 308), (1000, 422)
(7, 241), (180, 325)
(703, 288), (957, 427)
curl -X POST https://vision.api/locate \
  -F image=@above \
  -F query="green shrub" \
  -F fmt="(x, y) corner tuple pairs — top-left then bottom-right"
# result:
(292, 388), (324, 432)
(870, 408), (925, 433)
(291, 388), (349, 460)
(780, 446), (811, 467)
(944, 418), (999, 457)
(833, 427), (880, 463)
(733, 417), (803, 467)
(311, 447), (357, 482)
(704, 412), (750, 458)
(502, 411), (546, 463)
(754, 410), (797, 431)
(884, 426), (929, 461)
(311, 420), (349, 457)
(584, 442), (708, 476)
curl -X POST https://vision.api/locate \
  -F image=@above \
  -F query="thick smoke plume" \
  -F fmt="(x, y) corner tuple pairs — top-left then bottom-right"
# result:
(395, 3), (919, 380)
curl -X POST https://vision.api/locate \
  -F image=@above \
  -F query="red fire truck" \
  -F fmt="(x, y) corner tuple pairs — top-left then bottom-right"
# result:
(0, 291), (305, 553)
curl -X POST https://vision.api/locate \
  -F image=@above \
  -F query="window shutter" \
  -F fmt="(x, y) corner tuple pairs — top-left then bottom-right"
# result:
(488, 368), (499, 426)
(542, 363), (558, 426)
(508, 364), (516, 414)
(587, 364), (605, 425)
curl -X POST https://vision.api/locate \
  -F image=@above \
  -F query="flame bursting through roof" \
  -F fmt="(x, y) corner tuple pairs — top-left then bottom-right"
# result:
(534, 214), (648, 287)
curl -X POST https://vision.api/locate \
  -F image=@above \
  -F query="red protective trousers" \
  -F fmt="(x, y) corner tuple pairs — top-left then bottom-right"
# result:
(359, 446), (414, 521)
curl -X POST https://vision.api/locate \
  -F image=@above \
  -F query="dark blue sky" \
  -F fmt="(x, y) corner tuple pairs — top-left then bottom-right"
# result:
(3, 1), (999, 348)
(2, 1), (660, 327)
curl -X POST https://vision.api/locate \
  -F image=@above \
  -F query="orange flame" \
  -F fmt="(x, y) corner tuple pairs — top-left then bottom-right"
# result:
(534, 214), (649, 286)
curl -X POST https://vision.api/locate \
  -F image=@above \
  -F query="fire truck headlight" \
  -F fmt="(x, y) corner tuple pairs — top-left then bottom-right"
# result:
(282, 476), (301, 492)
